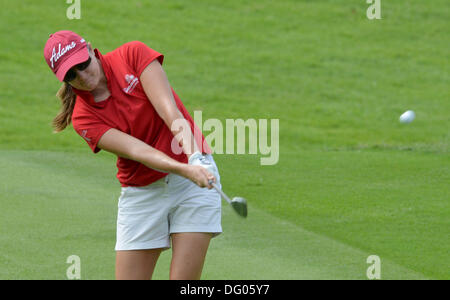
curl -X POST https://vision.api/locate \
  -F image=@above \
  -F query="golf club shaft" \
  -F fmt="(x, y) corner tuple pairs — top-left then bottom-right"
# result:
(210, 181), (232, 204)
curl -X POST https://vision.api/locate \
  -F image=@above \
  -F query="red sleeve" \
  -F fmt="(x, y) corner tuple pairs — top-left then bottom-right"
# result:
(124, 41), (164, 77)
(72, 102), (112, 153)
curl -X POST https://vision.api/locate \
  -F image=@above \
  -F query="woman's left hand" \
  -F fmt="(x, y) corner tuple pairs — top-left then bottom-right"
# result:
(181, 164), (216, 189)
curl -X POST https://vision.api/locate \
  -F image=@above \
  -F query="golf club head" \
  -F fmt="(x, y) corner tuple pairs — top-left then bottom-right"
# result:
(231, 197), (248, 218)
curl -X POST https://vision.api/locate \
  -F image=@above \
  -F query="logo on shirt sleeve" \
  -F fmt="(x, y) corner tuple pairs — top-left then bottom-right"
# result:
(123, 74), (139, 94)
(81, 130), (92, 142)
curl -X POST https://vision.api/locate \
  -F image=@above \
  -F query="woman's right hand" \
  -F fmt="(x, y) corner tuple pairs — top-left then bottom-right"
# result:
(182, 165), (216, 189)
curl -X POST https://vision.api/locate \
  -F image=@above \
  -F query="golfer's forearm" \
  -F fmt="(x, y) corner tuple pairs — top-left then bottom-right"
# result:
(133, 146), (189, 176)
(98, 129), (189, 177)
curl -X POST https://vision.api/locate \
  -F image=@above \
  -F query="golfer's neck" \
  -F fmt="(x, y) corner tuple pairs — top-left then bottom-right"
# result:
(92, 65), (110, 102)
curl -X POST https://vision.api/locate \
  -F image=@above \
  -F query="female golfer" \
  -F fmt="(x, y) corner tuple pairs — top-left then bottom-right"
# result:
(43, 30), (222, 280)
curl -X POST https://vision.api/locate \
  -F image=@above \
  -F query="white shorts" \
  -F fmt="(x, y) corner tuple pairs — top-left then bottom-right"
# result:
(115, 155), (222, 251)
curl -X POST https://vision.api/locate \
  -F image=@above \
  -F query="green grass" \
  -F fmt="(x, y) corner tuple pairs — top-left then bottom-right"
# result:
(0, 150), (430, 279)
(0, 0), (448, 279)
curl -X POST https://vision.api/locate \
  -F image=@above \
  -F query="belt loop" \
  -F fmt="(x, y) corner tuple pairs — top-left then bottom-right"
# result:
(165, 175), (169, 185)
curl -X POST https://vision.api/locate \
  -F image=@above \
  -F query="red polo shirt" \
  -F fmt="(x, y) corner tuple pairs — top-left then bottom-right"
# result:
(71, 41), (211, 187)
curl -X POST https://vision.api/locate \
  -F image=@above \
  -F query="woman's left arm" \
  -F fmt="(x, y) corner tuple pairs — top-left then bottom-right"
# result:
(140, 60), (199, 158)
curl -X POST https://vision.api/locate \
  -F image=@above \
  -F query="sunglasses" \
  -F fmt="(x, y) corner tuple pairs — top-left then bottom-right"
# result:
(64, 57), (92, 82)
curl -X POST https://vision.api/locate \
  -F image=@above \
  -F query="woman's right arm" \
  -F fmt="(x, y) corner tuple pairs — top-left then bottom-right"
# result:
(97, 128), (215, 188)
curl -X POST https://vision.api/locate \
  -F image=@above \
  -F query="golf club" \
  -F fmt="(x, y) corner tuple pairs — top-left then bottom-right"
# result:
(209, 180), (247, 218)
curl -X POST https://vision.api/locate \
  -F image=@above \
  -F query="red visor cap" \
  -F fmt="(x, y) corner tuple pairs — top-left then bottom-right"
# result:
(44, 30), (89, 81)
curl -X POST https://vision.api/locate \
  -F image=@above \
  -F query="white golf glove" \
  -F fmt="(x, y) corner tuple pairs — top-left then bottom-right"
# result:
(188, 151), (218, 181)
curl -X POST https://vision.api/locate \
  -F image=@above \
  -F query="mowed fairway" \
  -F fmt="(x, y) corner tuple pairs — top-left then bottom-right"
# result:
(0, 150), (432, 279)
(0, 0), (449, 279)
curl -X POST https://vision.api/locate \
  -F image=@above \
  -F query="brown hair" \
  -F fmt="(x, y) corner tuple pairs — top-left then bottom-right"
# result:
(53, 82), (77, 132)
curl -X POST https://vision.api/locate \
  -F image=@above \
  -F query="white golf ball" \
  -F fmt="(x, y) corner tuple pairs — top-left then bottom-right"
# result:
(399, 110), (415, 123)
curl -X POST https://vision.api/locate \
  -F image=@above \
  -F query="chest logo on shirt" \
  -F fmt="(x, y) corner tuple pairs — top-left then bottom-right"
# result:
(123, 74), (139, 94)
